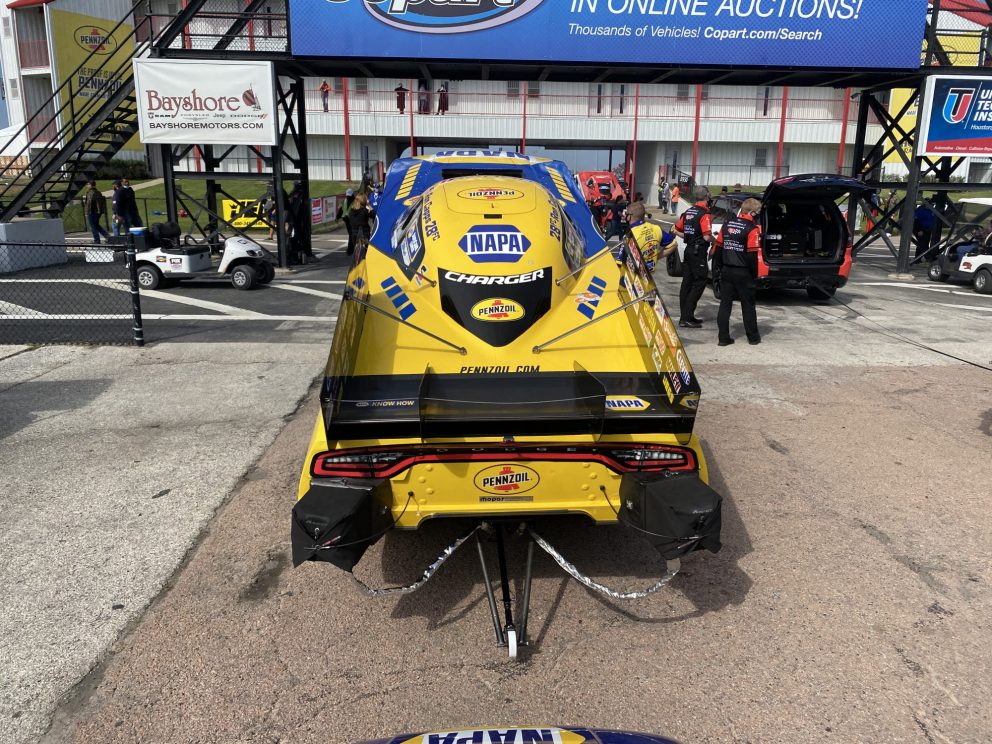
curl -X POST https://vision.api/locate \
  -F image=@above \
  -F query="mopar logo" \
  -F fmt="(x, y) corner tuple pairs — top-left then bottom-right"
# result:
(459, 225), (531, 263)
(364, 0), (545, 34)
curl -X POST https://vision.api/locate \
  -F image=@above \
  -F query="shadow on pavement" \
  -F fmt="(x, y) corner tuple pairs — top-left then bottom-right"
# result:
(0, 378), (112, 440)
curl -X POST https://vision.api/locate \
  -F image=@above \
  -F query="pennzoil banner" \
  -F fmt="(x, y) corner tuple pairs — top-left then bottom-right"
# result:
(917, 75), (992, 158)
(132, 59), (278, 145)
(50, 8), (141, 151)
(289, 0), (928, 70)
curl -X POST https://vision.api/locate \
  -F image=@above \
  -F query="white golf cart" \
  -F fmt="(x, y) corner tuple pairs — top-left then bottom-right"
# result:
(133, 221), (277, 291)
(926, 198), (992, 294)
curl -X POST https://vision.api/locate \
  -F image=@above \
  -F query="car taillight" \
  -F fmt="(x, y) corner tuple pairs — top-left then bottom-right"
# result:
(312, 451), (409, 478)
(311, 443), (697, 479)
(601, 445), (695, 472)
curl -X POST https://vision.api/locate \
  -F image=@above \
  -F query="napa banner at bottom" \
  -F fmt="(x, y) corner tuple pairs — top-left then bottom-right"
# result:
(289, 0), (928, 70)
(917, 75), (992, 158)
(132, 59), (278, 146)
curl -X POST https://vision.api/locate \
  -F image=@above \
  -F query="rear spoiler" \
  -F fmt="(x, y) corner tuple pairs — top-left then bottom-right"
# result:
(321, 367), (697, 442)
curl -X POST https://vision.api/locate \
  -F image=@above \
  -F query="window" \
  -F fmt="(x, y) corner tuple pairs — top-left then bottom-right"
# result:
(2, 17), (11, 37)
(354, 78), (368, 95)
(391, 198), (425, 270)
(507, 81), (520, 98)
(8, 78), (18, 100)
(561, 209), (586, 271)
(332, 77), (344, 94)
(761, 86), (771, 116)
(676, 83), (690, 100)
(754, 148), (768, 167)
(526, 80), (540, 98)
(701, 85), (710, 101)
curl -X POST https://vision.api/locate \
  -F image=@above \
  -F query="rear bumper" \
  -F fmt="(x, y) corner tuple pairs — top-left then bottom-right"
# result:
(757, 264), (846, 290)
(292, 464), (722, 571)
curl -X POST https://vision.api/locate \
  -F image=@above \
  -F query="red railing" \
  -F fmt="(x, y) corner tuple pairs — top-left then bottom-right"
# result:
(17, 39), (49, 69)
(306, 81), (865, 124)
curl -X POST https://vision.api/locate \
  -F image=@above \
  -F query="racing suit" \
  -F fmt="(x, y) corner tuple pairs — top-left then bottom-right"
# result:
(714, 212), (761, 344)
(629, 219), (676, 271)
(674, 200), (713, 322)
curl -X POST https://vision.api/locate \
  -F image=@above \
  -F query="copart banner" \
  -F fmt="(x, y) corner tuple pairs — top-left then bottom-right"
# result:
(917, 75), (992, 157)
(290, 0), (927, 70)
(132, 59), (277, 145)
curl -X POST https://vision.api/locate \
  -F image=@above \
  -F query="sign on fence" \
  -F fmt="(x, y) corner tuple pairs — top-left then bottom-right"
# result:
(289, 0), (928, 71)
(918, 75), (992, 157)
(222, 199), (266, 228)
(133, 59), (278, 145)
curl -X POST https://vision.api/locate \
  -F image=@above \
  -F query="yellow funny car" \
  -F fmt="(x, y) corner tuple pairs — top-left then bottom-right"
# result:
(292, 151), (722, 658)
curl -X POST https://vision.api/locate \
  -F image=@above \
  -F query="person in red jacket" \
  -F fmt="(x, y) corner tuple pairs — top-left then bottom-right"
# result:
(713, 197), (763, 346)
(672, 186), (713, 327)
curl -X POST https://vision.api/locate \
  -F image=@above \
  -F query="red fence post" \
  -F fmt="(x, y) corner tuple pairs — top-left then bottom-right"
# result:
(343, 78), (352, 182)
(409, 78), (415, 155)
(692, 84), (702, 181)
(776, 86), (790, 179)
(837, 87), (852, 174)
(630, 83), (640, 196)
(521, 84), (527, 154)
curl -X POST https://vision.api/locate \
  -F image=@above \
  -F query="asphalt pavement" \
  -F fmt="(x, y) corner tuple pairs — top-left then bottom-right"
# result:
(1, 246), (991, 744)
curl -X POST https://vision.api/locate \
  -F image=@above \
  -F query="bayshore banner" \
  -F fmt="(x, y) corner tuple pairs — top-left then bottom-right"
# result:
(133, 59), (278, 145)
(290, 0), (928, 70)
(918, 75), (992, 158)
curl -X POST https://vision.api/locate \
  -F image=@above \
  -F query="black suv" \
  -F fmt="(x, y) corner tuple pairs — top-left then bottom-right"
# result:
(667, 174), (868, 301)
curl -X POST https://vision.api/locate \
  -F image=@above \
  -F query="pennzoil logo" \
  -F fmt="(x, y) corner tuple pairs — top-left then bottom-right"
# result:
(475, 464), (539, 496)
(458, 188), (525, 201)
(471, 298), (524, 322)
(605, 395), (650, 411)
(75, 26), (117, 54)
(364, 0), (546, 35)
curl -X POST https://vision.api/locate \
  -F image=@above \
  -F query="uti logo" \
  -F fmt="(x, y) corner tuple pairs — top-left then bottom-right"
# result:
(943, 88), (977, 125)
(364, 0), (545, 34)
(459, 225), (531, 263)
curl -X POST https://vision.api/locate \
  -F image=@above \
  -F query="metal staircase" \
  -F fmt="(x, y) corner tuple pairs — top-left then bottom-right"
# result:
(0, 0), (282, 223)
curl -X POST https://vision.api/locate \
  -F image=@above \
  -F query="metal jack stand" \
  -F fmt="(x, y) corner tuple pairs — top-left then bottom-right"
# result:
(476, 522), (535, 660)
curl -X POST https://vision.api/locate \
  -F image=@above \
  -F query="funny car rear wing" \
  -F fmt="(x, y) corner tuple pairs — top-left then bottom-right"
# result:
(321, 365), (697, 443)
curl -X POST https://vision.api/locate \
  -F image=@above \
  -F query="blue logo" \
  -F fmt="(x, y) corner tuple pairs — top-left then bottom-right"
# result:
(943, 88), (977, 125)
(364, 0), (545, 34)
(459, 225), (531, 263)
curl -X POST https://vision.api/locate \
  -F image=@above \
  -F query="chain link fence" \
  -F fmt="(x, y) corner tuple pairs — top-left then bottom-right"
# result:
(0, 239), (143, 346)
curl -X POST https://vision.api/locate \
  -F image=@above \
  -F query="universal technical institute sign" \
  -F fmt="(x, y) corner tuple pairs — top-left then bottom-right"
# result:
(132, 59), (278, 146)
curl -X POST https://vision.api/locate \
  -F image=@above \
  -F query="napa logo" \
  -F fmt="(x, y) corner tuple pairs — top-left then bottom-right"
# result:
(364, 0), (545, 34)
(459, 225), (531, 263)
(605, 396), (650, 411)
(471, 297), (524, 322)
(943, 87), (977, 125)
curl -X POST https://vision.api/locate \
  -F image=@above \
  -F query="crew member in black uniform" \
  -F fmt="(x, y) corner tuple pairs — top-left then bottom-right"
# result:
(672, 186), (714, 328)
(713, 196), (763, 346)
